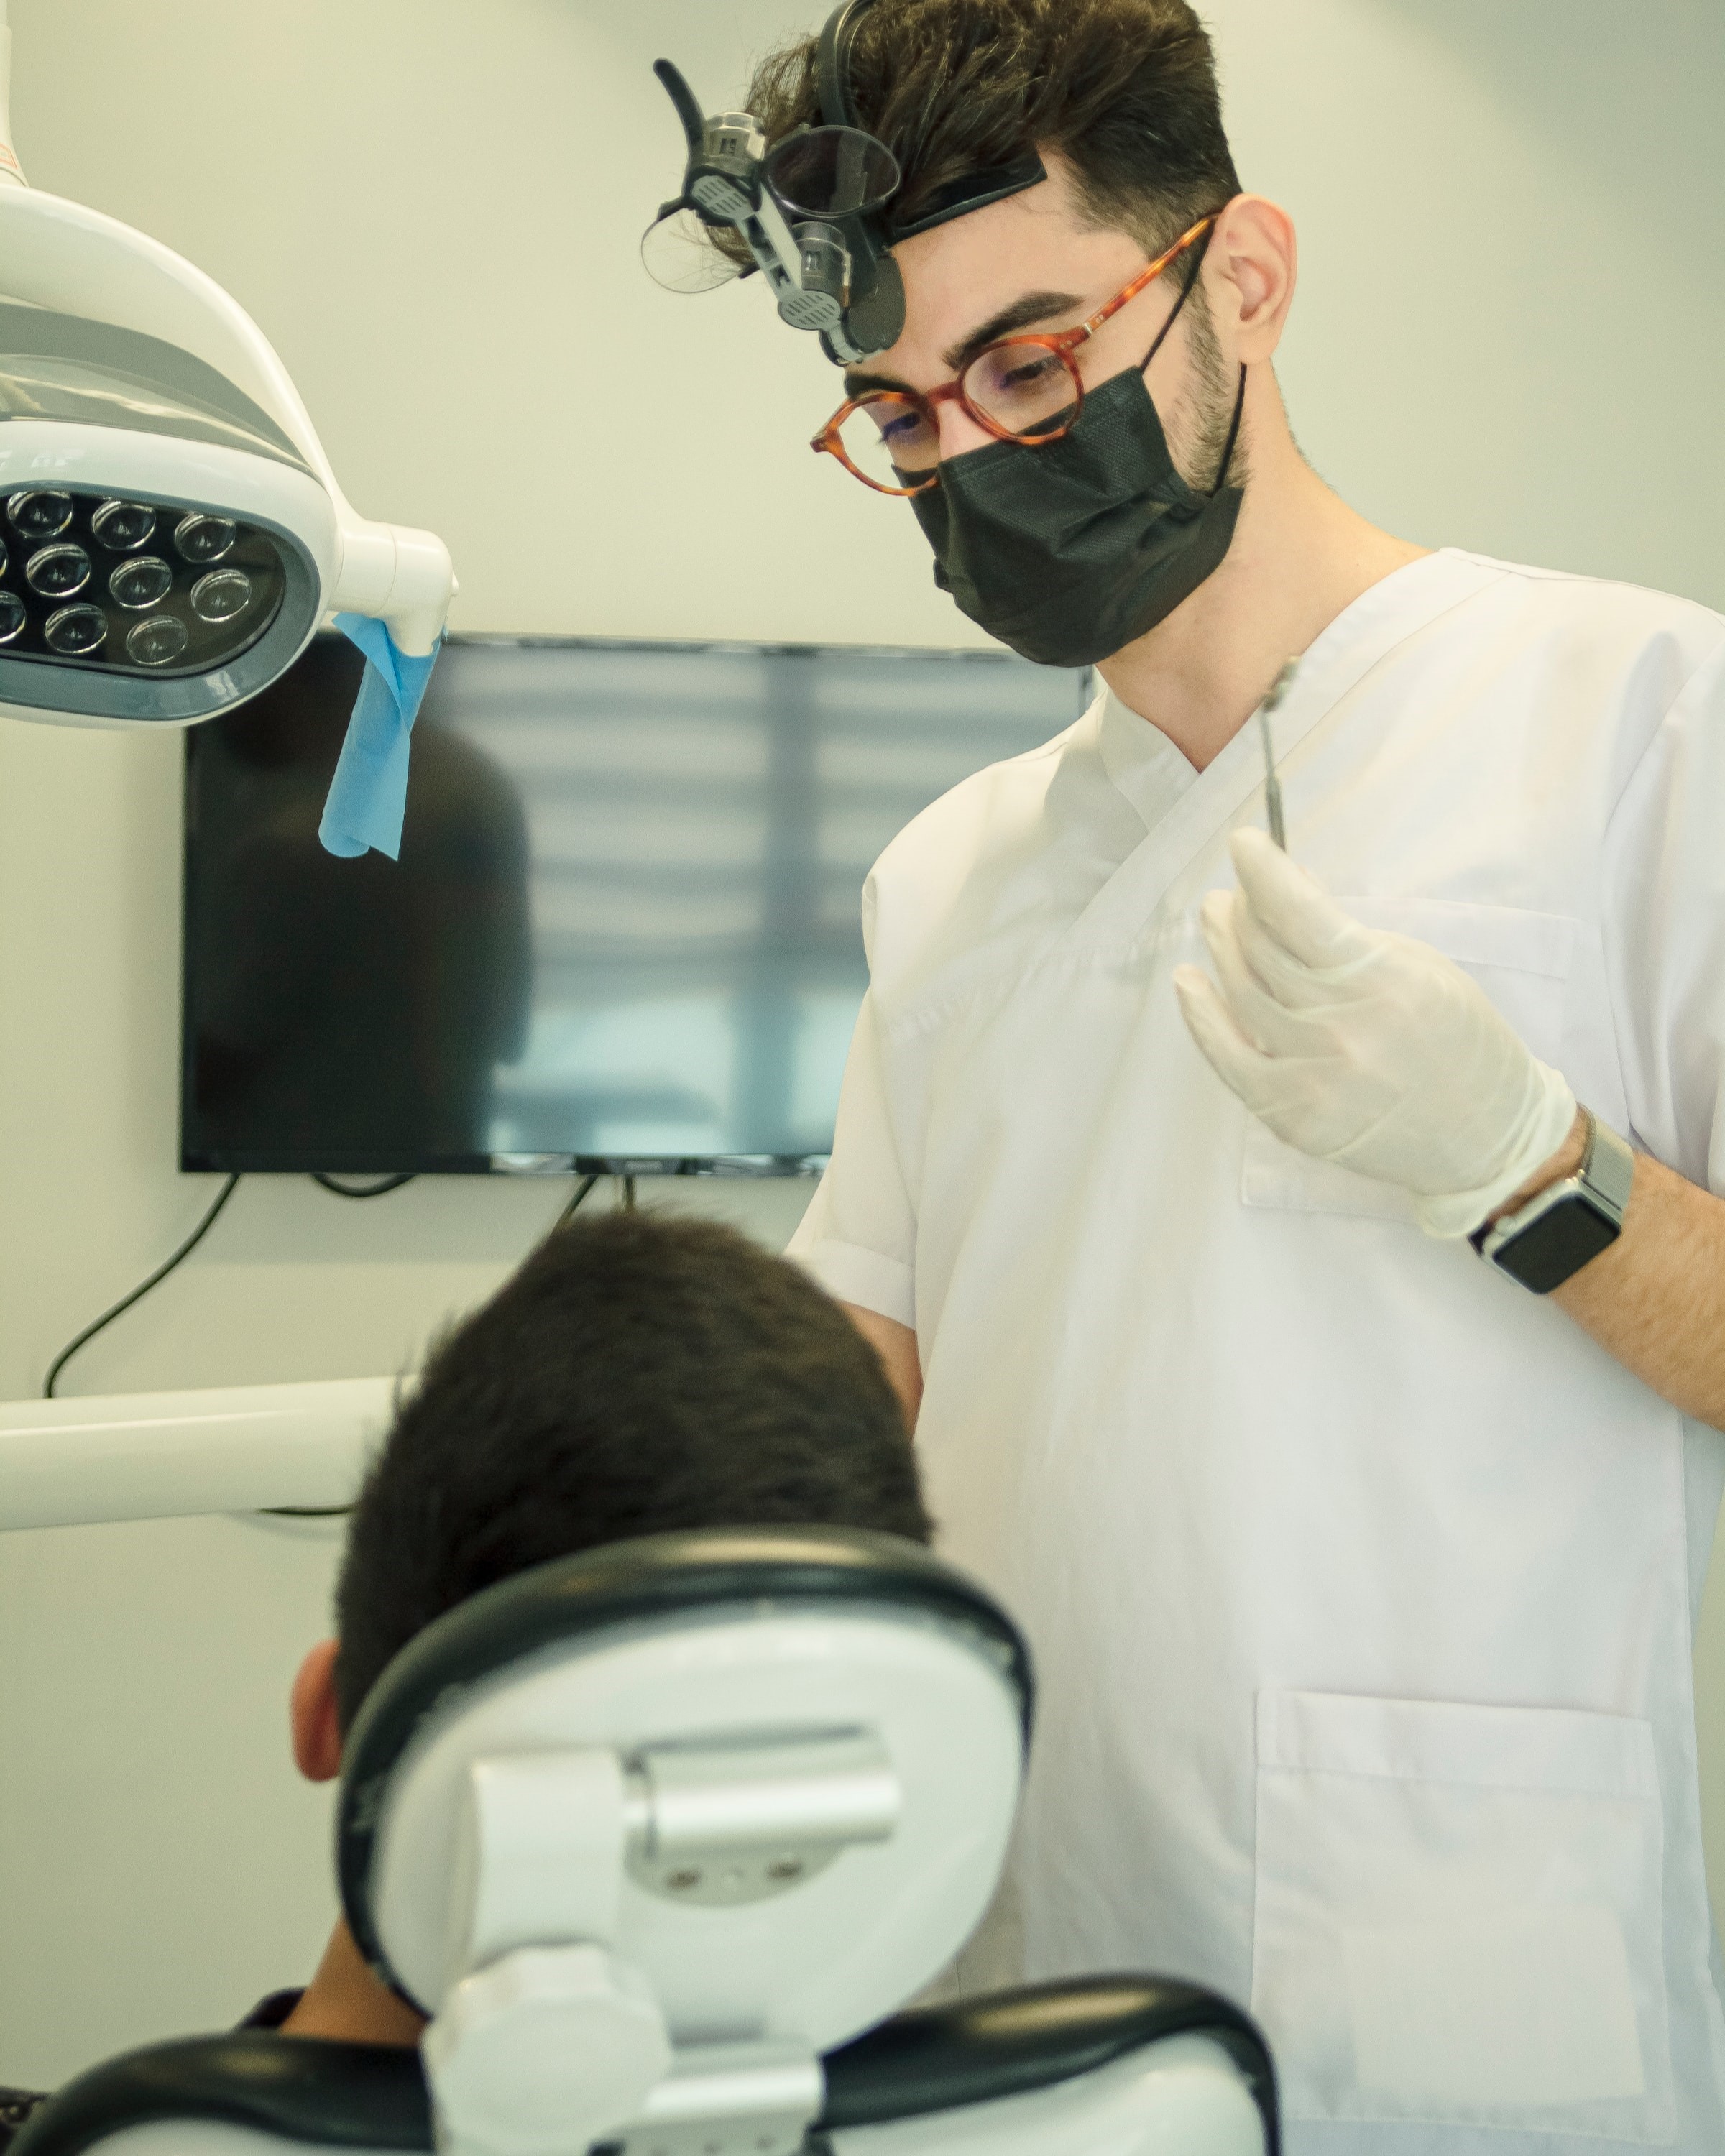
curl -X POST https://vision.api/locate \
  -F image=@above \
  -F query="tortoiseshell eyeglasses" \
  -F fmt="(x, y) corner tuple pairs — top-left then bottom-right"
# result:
(809, 213), (1219, 497)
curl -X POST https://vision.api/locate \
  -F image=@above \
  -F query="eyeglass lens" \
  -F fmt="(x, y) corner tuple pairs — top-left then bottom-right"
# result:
(836, 396), (940, 491)
(836, 343), (1082, 491)
(963, 341), (1081, 438)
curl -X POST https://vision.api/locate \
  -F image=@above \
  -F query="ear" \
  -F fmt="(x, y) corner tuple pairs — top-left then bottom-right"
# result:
(1204, 195), (1298, 366)
(291, 1639), (344, 1783)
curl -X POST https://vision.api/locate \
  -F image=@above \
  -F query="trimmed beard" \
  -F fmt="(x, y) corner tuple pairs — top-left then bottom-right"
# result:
(1167, 285), (1245, 496)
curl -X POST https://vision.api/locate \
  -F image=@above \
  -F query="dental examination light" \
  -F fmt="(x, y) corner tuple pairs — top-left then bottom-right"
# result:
(643, 0), (1046, 365)
(0, 2), (452, 854)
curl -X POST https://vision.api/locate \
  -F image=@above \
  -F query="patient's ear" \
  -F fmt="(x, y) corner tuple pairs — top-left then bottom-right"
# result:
(291, 1639), (344, 1783)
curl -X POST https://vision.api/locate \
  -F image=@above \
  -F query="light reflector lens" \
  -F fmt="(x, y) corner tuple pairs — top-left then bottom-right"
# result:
(91, 499), (157, 551)
(125, 614), (190, 667)
(9, 491), (74, 540)
(175, 514), (236, 564)
(43, 603), (107, 655)
(191, 568), (252, 622)
(27, 543), (91, 599)
(0, 492), (287, 678)
(110, 556), (175, 609)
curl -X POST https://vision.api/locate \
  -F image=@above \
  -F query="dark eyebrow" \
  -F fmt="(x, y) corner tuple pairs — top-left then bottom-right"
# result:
(841, 364), (914, 397)
(940, 290), (1083, 372)
(842, 287), (1085, 398)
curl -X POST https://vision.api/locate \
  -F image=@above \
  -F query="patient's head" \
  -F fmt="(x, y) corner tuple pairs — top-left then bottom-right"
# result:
(282, 1210), (924, 2044)
(296, 1208), (926, 1764)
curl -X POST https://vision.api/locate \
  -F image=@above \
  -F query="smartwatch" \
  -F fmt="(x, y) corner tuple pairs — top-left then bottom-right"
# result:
(1471, 1108), (1634, 1294)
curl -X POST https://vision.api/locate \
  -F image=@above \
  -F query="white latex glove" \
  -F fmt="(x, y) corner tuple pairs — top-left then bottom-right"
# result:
(1172, 829), (1578, 1239)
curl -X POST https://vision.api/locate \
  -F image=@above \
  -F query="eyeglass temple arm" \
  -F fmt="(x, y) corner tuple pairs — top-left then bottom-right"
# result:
(1074, 213), (1220, 344)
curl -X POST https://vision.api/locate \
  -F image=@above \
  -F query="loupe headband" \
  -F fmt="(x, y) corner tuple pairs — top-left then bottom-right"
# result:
(816, 0), (1048, 239)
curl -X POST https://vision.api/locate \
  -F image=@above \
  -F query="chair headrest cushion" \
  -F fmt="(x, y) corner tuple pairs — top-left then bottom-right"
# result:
(336, 1526), (1032, 1982)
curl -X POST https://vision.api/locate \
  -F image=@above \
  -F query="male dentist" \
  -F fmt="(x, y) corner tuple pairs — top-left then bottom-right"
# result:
(719, 2), (1725, 2147)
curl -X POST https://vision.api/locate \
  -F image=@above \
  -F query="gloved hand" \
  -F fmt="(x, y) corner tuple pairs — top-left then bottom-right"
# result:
(1172, 828), (1578, 1238)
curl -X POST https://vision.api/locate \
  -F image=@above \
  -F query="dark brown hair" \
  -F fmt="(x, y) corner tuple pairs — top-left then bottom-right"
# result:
(743, 0), (1240, 255)
(334, 1211), (927, 1731)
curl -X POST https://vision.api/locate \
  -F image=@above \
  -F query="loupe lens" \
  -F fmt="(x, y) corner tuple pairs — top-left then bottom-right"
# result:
(0, 590), (24, 644)
(175, 513), (236, 563)
(109, 555), (174, 609)
(44, 603), (106, 655)
(9, 490), (74, 540)
(126, 614), (189, 667)
(191, 567), (252, 622)
(765, 126), (900, 217)
(640, 205), (744, 293)
(27, 543), (91, 599)
(92, 499), (157, 550)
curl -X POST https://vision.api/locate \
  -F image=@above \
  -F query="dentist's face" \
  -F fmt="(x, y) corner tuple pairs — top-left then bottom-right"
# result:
(843, 151), (1241, 491)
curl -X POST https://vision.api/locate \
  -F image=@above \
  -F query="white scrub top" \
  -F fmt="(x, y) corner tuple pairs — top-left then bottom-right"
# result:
(788, 549), (1725, 2154)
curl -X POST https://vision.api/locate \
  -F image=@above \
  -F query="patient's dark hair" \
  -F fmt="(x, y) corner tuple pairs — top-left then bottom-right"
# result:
(740, 0), (1240, 259)
(334, 1211), (926, 1730)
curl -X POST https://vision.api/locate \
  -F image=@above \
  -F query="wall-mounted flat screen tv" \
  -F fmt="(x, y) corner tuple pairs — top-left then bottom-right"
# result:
(181, 635), (1090, 1176)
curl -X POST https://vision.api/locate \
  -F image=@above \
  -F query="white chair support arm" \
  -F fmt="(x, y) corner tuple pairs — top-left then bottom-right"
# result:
(0, 1375), (397, 1530)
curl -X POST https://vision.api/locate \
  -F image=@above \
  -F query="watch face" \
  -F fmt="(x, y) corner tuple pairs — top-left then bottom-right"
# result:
(1493, 1194), (1620, 1294)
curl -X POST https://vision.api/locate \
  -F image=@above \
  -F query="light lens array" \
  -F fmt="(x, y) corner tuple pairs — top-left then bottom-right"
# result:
(0, 490), (285, 675)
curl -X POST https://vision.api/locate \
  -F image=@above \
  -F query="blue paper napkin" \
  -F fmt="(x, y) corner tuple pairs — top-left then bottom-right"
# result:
(318, 613), (443, 860)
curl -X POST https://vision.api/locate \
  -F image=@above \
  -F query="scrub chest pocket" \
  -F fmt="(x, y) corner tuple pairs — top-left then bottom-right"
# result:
(1251, 1690), (1675, 2141)
(1237, 898), (1578, 1222)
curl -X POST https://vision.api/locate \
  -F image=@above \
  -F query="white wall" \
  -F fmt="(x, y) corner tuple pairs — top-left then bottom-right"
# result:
(3, 0), (1724, 2092)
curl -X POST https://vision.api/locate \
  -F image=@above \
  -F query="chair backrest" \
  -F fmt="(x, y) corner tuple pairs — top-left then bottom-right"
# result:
(13, 1978), (1278, 2156)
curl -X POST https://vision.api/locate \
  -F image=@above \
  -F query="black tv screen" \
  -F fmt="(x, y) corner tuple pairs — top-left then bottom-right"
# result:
(181, 634), (1090, 1176)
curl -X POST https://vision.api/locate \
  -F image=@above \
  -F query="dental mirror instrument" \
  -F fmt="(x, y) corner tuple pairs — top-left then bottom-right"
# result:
(1256, 656), (1299, 850)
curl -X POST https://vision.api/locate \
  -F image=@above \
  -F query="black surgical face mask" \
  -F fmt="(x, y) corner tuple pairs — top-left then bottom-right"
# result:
(909, 350), (1246, 670)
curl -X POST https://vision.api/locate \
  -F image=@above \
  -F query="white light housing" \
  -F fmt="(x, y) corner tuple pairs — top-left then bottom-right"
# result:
(0, 4), (453, 728)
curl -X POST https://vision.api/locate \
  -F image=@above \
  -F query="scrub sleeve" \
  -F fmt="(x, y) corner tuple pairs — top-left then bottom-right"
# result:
(788, 989), (917, 1332)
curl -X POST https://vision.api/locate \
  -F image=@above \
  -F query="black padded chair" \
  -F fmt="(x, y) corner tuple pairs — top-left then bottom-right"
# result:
(17, 1529), (1279, 2156)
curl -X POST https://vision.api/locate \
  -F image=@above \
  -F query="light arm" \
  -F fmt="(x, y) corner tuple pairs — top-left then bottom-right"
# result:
(0, 0), (24, 186)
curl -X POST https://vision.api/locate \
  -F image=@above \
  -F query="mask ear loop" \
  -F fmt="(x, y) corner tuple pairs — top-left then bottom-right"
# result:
(1138, 221), (1213, 371)
(1138, 218), (1247, 497)
(1213, 366), (1248, 494)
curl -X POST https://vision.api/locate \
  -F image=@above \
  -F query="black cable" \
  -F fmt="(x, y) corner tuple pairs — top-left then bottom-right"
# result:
(551, 1174), (601, 1231)
(621, 1175), (638, 1212)
(310, 1172), (416, 1198)
(267, 1171), (601, 1515)
(43, 1175), (242, 1399)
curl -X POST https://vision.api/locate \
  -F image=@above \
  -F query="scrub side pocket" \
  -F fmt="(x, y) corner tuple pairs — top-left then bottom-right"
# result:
(1251, 1688), (1675, 2143)
(1238, 898), (1576, 1222)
